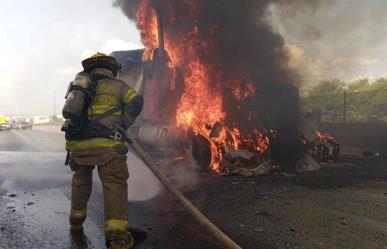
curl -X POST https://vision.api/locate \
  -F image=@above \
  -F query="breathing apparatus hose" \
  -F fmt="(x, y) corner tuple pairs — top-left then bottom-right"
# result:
(125, 135), (243, 249)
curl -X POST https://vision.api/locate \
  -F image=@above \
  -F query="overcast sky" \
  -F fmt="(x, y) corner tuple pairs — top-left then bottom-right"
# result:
(268, 0), (387, 90)
(1, 0), (387, 114)
(0, 0), (142, 115)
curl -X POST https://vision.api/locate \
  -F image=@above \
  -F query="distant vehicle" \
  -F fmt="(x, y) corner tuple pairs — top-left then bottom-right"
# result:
(2, 122), (11, 130)
(20, 121), (32, 130)
(11, 122), (20, 130)
(0, 116), (6, 124)
(14, 123), (22, 130)
(0, 122), (11, 131)
(0, 116), (9, 131)
(11, 122), (32, 130)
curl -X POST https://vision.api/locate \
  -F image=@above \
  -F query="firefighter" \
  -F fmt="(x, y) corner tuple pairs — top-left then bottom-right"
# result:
(63, 52), (143, 249)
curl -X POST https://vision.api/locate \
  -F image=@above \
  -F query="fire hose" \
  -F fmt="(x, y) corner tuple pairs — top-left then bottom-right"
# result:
(126, 135), (243, 249)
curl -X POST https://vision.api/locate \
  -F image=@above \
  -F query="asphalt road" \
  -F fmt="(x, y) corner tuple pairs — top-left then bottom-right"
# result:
(0, 128), (216, 249)
(1, 127), (387, 249)
(0, 128), (105, 248)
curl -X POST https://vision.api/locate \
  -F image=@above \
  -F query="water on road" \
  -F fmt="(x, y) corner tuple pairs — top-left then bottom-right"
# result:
(0, 128), (196, 249)
(2, 127), (387, 249)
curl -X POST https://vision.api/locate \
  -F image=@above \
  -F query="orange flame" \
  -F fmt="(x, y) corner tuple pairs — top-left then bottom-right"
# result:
(136, 0), (158, 48)
(135, 1), (271, 172)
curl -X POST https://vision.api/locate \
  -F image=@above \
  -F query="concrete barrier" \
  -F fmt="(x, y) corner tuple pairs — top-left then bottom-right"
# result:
(319, 123), (387, 156)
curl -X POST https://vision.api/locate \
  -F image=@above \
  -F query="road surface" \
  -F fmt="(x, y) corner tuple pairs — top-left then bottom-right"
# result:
(0, 127), (216, 249)
(0, 127), (387, 249)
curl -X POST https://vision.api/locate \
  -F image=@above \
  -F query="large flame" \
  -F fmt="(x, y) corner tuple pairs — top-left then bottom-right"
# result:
(136, 0), (271, 172)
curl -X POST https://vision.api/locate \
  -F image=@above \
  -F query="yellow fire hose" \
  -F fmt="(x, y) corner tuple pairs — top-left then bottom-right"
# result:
(127, 137), (242, 249)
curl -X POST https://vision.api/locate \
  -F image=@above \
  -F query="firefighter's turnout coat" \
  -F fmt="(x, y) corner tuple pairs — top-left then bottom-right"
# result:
(66, 67), (143, 237)
(66, 67), (142, 165)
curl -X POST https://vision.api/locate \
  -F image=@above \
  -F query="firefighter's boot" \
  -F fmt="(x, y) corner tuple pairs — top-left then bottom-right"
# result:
(69, 208), (87, 232)
(105, 230), (134, 249)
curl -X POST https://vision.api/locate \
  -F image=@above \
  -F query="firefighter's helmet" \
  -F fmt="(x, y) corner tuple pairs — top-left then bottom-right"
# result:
(82, 52), (121, 76)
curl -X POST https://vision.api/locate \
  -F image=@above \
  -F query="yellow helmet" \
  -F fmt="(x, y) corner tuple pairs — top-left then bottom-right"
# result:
(82, 52), (121, 76)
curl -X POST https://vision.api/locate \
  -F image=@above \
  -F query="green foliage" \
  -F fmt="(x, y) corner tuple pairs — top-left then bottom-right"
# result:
(367, 77), (387, 90)
(346, 78), (370, 92)
(303, 77), (387, 123)
(307, 79), (345, 96)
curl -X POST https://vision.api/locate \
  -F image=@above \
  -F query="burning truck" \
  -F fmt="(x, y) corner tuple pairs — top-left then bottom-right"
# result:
(112, 0), (337, 175)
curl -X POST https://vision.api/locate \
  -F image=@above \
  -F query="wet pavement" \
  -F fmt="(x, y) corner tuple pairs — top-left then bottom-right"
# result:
(1, 127), (387, 249)
(0, 128), (216, 249)
(0, 129), (105, 248)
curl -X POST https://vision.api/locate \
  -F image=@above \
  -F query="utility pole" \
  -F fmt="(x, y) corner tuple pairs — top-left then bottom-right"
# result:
(53, 92), (56, 116)
(343, 91), (347, 123)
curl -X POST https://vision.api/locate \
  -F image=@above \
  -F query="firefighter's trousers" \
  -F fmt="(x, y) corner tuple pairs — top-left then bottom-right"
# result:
(70, 155), (129, 233)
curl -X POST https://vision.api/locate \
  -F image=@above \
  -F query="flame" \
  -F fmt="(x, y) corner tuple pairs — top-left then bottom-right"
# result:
(135, 1), (271, 173)
(233, 81), (256, 101)
(136, 0), (158, 48)
(314, 130), (336, 141)
(196, 125), (272, 172)
(176, 61), (225, 129)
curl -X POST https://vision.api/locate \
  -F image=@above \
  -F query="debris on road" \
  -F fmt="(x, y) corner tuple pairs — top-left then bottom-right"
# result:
(296, 153), (321, 173)
(363, 151), (380, 157)
(254, 228), (264, 233)
(217, 147), (274, 177)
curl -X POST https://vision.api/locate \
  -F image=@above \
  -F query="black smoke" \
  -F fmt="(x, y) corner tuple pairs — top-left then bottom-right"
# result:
(113, 0), (298, 125)
(113, 0), (317, 169)
(113, 0), (141, 20)
(114, 0), (290, 85)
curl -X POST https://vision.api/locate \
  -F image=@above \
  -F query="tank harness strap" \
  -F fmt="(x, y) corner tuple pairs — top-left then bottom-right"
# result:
(68, 85), (93, 96)
(66, 75), (132, 143)
(92, 105), (122, 123)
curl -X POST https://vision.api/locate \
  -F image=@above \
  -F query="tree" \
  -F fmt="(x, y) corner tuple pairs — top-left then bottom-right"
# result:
(307, 79), (345, 97)
(346, 78), (370, 92)
(304, 77), (387, 123)
(304, 80), (345, 122)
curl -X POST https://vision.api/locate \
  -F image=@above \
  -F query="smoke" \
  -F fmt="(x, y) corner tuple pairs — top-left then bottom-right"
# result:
(113, 0), (387, 90)
(126, 150), (202, 200)
(112, 0), (330, 83)
(113, 0), (141, 20)
(113, 0), (344, 171)
(267, 0), (387, 88)
(115, 0), (294, 84)
(126, 151), (162, 201)
(114, 0), (302, 131)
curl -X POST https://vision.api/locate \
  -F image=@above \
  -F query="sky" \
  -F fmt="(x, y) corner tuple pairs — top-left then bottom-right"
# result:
(267, 0), (387, 90)
(1, 0), (387, 114)
(0, 0), (142, 115)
